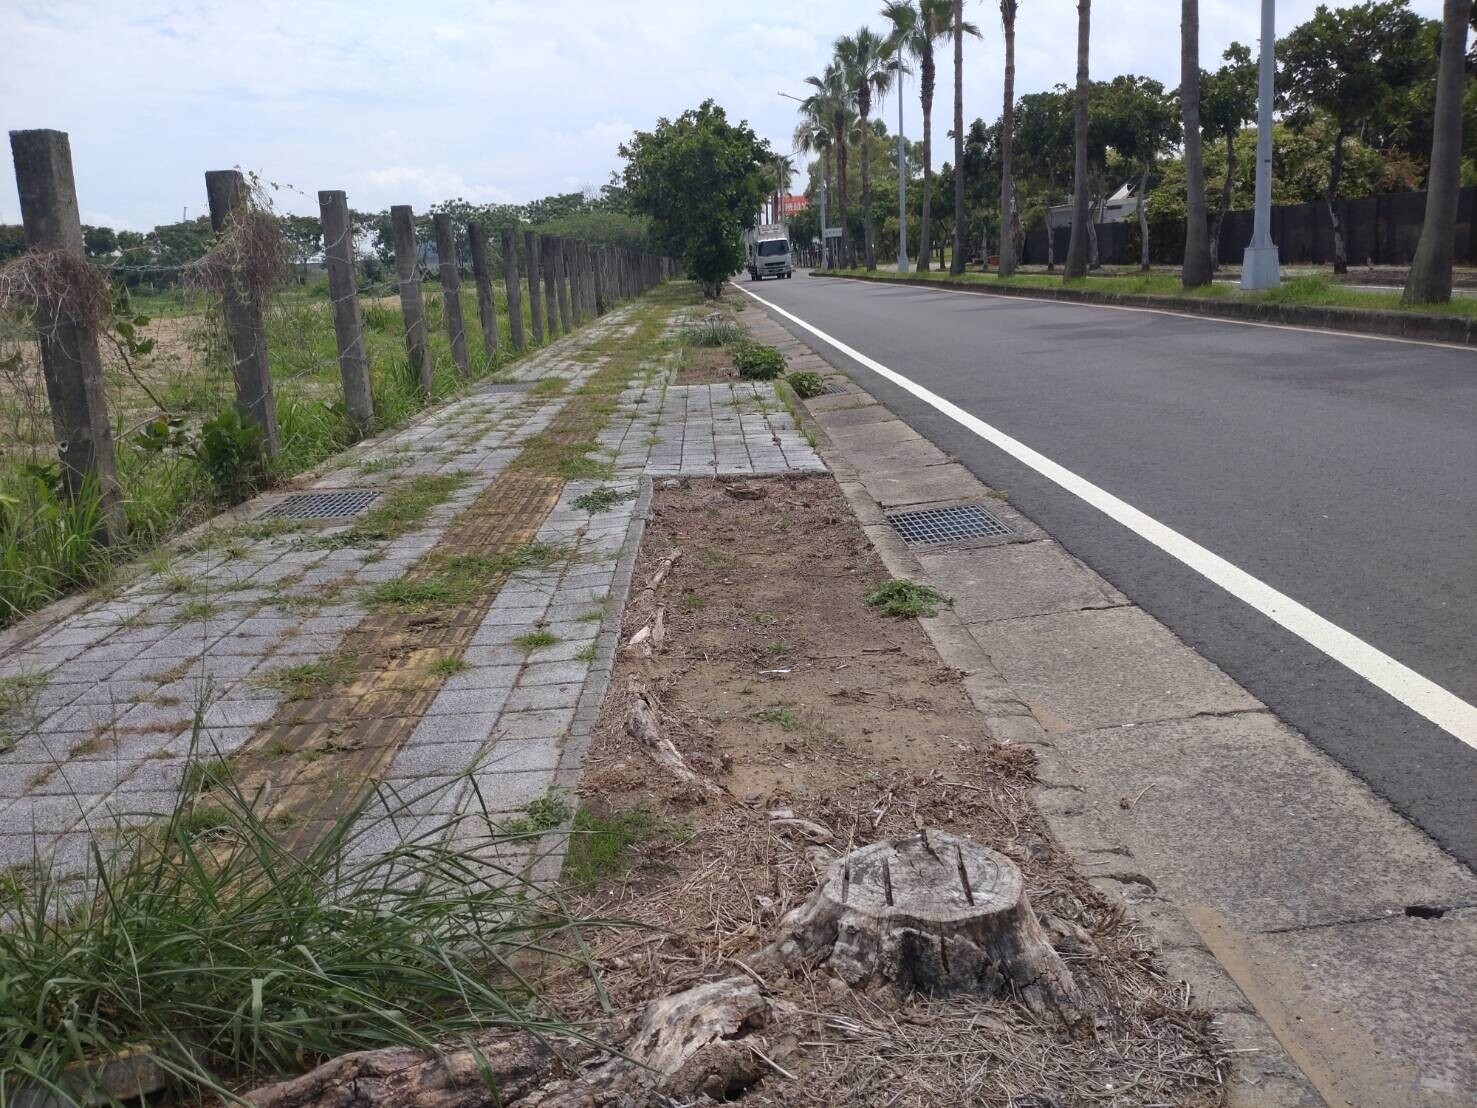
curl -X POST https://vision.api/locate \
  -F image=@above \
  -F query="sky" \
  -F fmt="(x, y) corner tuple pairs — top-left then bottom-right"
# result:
(0, 0), (1448, 231)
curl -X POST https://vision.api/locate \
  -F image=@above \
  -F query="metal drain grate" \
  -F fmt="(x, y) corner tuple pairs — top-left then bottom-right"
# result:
(886, 503), (1012, 546)
(261, 489), (382, 520)
(821, 380), (851, 395)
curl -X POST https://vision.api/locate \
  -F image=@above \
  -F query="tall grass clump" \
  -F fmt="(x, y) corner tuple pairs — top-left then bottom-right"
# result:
(678, 317), (745, 348)
(0, 745), (613, 1103)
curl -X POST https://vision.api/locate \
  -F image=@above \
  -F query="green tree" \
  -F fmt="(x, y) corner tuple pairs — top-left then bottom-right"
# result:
(1064, 0), (1092, 279)
(1406, 1), (1473, 303)
(0, 224), (25, 262)
(81, 225), (118, 259)
(1097, 75), (1179, 270)
(1201, 43), (1258, 269)
(805, 63), (855, 266)
(279, 214), (322, 283)
(619, 100), (771, 298)
(836, 26), (900, 271)
(882, 0), (980, 272)
(1014, 88), (1075, 267)
(1280, 0), (1435, 272)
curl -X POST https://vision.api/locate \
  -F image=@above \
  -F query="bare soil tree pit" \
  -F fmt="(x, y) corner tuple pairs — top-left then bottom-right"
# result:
(560, 474), (1227, 1106)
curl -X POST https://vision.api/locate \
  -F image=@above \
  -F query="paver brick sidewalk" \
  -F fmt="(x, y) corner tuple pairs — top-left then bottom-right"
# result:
(0, 295), (824, 879)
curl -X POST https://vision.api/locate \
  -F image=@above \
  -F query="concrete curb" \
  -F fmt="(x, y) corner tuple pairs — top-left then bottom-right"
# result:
(815, 270), (1477, 347)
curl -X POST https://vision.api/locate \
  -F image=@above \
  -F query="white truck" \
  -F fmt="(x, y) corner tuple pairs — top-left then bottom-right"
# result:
(745, 223), (793, 280)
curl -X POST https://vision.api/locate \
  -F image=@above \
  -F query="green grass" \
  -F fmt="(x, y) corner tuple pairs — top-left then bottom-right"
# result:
(308, 474), (466, 551)
(833, 268), (1477, 320)
(0, 671), (47, 751)
(750, 704), (799, 731)
(499, 794), (572, 835)
(252, 654), (355, 700)
(365, 544), (571, 612)
(530, 376), (567, 397)
(426, 656), (471, 679)
(678, 318), (745, 348)
(513, 629), (558, 651)
(0, 742), (608, 1103)
(572, 486), (634, 513)
(864, 579), (953, 618)
(563, 805), (659, 886)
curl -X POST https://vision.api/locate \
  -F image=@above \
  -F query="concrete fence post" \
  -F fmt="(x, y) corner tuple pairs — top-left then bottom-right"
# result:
(593, 245), (608, 314)
(541, 234), (560, 338)
(563, 238), (582, 328)
(204, 168), (282, 460)
(580, 241), (597, 317)
(524, 230), (544, 345)
(467, 222), (499, 363)
(317, 190), (374, 431)
(500, 225), (525, 350)
(391, 205), (431, 395)
(8, 129), (126, 541)
(551, 233), (571, 334)
(433, 213), (470, 377)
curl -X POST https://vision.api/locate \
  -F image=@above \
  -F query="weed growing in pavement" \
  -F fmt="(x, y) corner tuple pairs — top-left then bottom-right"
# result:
(426, 656), (471, 679)
(514, 629), (559, 651)
(365, 544), (572, 612)
(500, 793), (572, 835)
(572, 486), (634, 513)
(253, 654), (355, 699)
(865, 579), (953, 618)
(530, 377), (568, 397)
(0, 738), (610, 1102)
(785, 371), (825, 399)
(305, 474), (466, 550)
(0, 671), (47, 751)
(173, 599), (217, 625)
(573, 644), (598, 662)
(356, 454), (410, 476)
(734, 342), (786, 380)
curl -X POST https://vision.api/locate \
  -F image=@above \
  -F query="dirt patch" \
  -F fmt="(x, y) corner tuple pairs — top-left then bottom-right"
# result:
(677, 344), (740, 385)
(560, 474), (1226, 1106)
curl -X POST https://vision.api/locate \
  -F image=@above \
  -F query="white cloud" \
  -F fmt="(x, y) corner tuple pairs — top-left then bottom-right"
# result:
(0, 0), (1446, 229)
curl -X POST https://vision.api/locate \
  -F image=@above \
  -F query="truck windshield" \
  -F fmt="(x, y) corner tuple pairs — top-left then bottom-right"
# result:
(757, 240), (789, 256)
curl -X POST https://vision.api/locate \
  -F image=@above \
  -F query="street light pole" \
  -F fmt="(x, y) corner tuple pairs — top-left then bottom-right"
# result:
(820, 180), (830, 271)
(896, 42), (909, 273)
(1241, 0), (1280, 290)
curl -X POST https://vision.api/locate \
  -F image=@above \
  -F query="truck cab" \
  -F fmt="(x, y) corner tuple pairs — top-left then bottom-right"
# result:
(746, 224), (793, 280)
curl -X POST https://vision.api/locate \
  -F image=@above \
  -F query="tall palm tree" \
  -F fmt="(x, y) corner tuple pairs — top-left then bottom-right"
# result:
(1180, 0), (1212, 287)
(999, 0), (1020, 276)
(1063, 0), (1091, 280)
(793, 113), (834, 232)
(950, 0), (966, 274)
(1404, 0), (1473, 304)
(836, 26), (898, 271)
(883, 0), (979, 272)
(805, 62), (853, 266)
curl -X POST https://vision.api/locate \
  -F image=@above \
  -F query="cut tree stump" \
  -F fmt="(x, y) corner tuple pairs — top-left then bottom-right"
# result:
(755, 829), (1083, 1025)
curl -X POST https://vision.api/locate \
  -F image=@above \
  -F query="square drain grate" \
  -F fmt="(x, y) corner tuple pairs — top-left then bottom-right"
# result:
(886, 503), (1012, 546)
(821, 380), (851, 395)
(261, 489), (382, 520)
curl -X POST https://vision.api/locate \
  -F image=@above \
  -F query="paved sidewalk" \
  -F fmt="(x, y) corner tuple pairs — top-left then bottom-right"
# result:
(0, 298), (826, 880)
(739, 302), (1477, 1108)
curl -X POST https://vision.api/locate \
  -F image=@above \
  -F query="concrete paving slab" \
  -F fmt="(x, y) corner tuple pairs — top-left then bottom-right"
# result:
(857, 462), (992, 509)
(917, 540), (1128, 622)
(1252, 909), (1477, 1106)
(975, 605), (1260, 730)
(1050, 712), (1477, 931)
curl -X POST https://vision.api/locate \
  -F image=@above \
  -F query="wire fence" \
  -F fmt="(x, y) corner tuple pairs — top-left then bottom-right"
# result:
(0, 131), (674, 628)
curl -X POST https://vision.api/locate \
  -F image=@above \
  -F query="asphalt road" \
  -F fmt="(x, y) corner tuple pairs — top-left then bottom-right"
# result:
(743, 273), (1477, 868)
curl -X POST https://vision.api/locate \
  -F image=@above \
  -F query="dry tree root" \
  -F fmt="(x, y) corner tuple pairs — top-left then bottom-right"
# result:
(624, 679), (723, 798)
(753, 829), (1086, 1029)
(244, 977), (771, 1108)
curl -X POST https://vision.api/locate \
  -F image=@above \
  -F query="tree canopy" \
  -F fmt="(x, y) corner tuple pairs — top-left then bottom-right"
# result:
(619, 99), (772, 297)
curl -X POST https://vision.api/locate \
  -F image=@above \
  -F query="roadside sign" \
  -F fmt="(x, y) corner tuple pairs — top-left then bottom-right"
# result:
(823, 227), (843, 239)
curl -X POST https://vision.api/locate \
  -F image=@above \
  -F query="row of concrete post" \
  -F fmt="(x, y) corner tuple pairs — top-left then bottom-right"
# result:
(6, 128), (675, 546)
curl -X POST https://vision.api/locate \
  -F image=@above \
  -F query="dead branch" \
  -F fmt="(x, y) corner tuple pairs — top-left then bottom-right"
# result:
(625, 679), (723, 798)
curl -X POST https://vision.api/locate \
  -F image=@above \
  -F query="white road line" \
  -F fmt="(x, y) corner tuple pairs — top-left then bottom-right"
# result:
(737, 282), (1477, 750)
(822, 274), (1477, 354)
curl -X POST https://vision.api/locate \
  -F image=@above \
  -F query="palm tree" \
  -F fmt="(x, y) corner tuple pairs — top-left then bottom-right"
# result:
(999, 0), (1021, 276)
(805, 63), (853, 266)
(793, 113), (834, 234)
(1180, 0), (1212, 287)
(949, 0), (966, 274)
(1404, 1), (1473, 304)
(1063, 0), (1091, 280)
(836, 27), (898, 271)
(883, 0), (979, 272)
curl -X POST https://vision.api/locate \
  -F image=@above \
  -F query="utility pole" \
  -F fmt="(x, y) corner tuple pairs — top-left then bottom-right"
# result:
(1241, 0), (1281, 290)
(820, 180), (830, 270)
(897, 38), (909, 273)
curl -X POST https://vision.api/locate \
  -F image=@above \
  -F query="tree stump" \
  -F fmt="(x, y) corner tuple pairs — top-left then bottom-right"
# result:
(757, 830), (1083, 1025)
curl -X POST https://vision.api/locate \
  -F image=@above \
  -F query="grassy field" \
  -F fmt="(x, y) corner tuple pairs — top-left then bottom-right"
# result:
(0, 273), (579, 627)
(830, 268), (1477, 320)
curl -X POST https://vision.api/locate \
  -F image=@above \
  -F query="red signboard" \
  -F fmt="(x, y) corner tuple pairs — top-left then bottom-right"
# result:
(779, 194), (809, 218)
